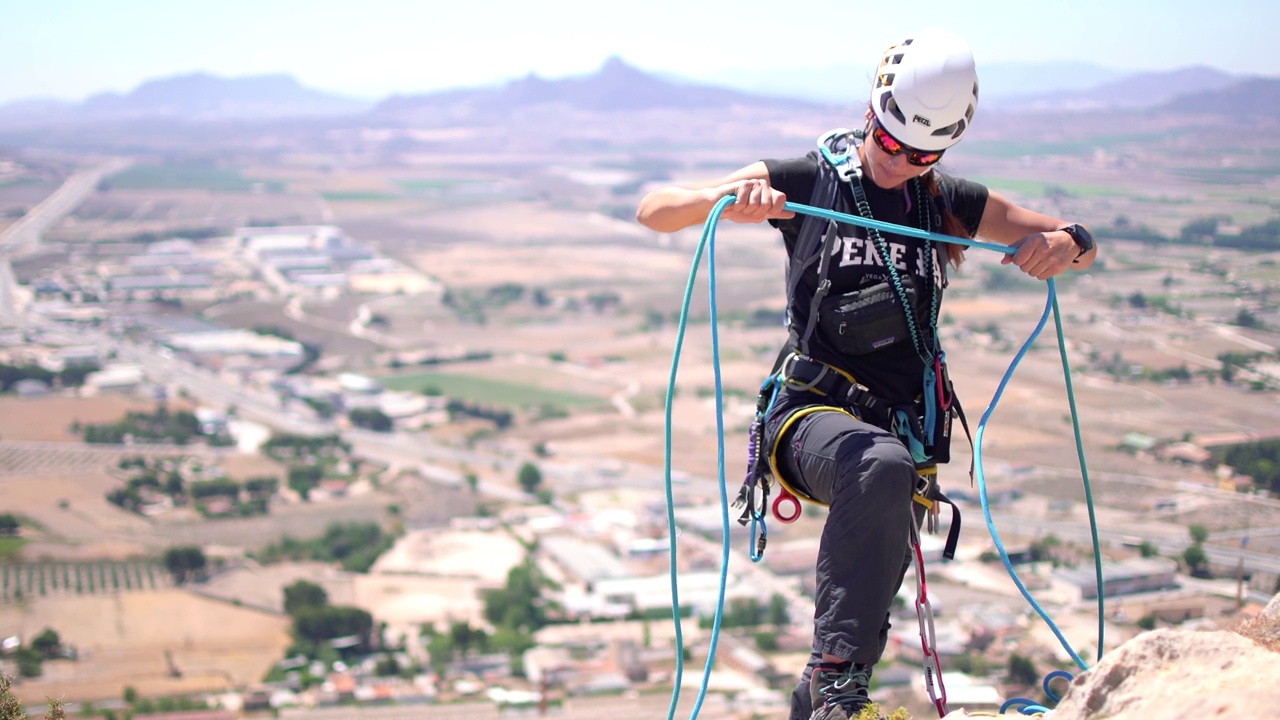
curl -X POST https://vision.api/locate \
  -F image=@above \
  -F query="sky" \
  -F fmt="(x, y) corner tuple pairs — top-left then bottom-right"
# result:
(1, 0), (1277, 105)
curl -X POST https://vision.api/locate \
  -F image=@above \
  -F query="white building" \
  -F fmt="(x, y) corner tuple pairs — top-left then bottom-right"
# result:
(84, 363), (146, 394)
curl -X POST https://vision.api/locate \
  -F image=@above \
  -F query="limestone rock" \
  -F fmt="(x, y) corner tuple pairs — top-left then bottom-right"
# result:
(1048, 608), (1280, 720)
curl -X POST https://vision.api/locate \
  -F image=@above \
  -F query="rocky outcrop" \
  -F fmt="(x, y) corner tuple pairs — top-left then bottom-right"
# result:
(945, 592), (1280, 720)
(1049, 592), (1280, 720)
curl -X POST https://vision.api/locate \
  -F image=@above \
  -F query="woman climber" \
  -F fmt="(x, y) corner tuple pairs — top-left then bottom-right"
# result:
(636, 27), (1096, 720)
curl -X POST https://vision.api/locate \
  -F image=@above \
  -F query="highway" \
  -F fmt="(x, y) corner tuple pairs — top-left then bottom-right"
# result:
(0, 158), (131, 324)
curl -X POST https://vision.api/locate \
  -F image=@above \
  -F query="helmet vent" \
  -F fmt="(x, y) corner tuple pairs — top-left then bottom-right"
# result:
(877, 72), (895, 88)
(879, 94), (907, 126)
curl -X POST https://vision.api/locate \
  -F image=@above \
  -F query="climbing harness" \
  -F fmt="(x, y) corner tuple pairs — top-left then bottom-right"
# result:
(663, 180), (1103, 720)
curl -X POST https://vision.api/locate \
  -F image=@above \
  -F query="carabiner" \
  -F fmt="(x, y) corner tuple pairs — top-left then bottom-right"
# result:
(933, 354), (953, 412)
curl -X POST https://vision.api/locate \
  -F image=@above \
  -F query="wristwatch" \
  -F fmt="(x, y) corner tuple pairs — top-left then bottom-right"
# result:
(1060, 224), (1094, 263)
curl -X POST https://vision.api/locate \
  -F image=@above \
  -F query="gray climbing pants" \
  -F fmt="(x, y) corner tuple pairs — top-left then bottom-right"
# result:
(766, 402), (924, 720)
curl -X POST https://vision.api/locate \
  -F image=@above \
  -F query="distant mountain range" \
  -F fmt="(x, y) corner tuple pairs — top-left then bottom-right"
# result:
(0, 59), (1275, 131)
(0, 73), (371, 125)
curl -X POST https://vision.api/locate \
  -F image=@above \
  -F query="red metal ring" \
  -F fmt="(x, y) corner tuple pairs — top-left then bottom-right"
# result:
(772, 491), (802, 524)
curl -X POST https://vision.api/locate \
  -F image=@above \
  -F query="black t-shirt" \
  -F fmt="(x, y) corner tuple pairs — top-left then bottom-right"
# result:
(763, 155), (989, 404)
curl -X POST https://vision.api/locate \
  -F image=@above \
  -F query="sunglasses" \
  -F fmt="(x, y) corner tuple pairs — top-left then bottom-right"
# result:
(871, 121), (944, 167)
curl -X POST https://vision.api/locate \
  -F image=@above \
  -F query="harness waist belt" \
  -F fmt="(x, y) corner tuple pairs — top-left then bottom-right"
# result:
(784, 355), (890, 424)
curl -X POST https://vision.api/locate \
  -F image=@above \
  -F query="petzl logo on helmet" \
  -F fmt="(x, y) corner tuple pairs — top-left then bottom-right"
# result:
(912, 114), (931, 127)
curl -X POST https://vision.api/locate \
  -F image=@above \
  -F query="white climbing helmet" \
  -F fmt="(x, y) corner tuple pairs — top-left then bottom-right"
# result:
(870, 28), (979, 152)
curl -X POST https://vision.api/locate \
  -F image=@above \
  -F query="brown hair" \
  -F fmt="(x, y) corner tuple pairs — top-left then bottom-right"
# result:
(920, 170), (968, 268)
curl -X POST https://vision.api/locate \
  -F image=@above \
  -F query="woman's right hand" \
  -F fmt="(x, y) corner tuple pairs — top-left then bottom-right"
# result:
(712, 178), (794, 224)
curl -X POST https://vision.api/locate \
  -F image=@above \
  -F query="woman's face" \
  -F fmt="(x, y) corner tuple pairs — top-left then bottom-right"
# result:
(860, 115), (943, 190)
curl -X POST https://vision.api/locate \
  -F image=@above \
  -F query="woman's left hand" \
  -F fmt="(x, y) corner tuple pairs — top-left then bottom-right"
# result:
(1000, 230), (1078, 280)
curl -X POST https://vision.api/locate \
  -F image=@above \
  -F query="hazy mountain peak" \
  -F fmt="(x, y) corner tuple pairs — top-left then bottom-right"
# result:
(368, 56), (813, 122)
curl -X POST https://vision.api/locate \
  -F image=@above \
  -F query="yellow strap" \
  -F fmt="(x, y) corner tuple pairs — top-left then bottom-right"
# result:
(767, 405), (854, 508)
(766, 405), (938, 510)
(914, 466), (937, 509)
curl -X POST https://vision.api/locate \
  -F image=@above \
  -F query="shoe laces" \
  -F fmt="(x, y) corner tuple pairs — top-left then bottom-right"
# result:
(819, 665), (871, 709)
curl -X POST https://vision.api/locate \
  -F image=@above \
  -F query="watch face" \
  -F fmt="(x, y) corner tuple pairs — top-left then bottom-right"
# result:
(1067, 224), (1094, 252)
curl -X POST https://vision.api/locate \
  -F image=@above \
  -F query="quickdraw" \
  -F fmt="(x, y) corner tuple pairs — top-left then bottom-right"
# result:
(911, 520), (948, 717)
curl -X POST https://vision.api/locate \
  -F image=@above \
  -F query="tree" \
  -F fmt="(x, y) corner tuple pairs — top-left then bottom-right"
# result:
(0, 514), (18, 535)
(517, 462), (542, 495)
(1005, 653), (1039, 687)
(754, 631), (779, 652)
(424, 632), (453, 674)
(1182, 545), (1211, 578)
(483, 563), (547, 632)
(348, 408), (393, 432)
(1235, 308), (1263, 329)
(30, 629), (60, 659)
(292, 605), (374, 650)
(767, 593), (790, 627)
(14, 647), (42, 678)
(721, 597), (763, 628)
(283, 580), (328, 616)
(162, 546), (207, 584)
(287, 465), (323, 500)
(1188, 525), (1210, 545)
(448, 621), (488, 659)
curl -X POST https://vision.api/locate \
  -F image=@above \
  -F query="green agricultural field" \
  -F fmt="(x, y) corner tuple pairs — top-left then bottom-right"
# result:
(397, 179), (467, 193)
(100, 161), (285, 193)
(0, 536), (25, 561)
(967, 176), (1126, 198)
(380, 370), (607, 410)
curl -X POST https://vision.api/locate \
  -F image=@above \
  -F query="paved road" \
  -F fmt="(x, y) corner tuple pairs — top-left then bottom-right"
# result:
(0, 158), (130, 324)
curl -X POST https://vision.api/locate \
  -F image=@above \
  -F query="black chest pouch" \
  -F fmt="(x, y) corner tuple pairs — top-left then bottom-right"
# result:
(817, 274), (922, 356)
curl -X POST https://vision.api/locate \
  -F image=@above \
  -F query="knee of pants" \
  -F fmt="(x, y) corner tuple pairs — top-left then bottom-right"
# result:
(835, 435), (916, 502)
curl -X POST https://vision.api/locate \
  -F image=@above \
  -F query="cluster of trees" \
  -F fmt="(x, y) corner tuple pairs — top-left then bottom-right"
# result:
(261, 434), (352, 501)
(1182, 524), (1212, 578)
(0, 362), (98, 392)
(104, 456), (279, 518)
(698, 594), (790, 631)
(263, 433), (351, 461)
(446, 399), (512, 430)
(1098, 214), (1280, 251)
(1219, 439), (1280, 496)
(162, 546), (207, 584)
(348, 408), (393, 432)
(1178, 216), (1280, 250)
(281, 580), (375, 662)
(386, 349), (492, 370)
(2, 628), (62, 679)
(256, 521), (396, 574)
(1218, 351), (1274, 385)
(106, 456), (188, 512)
(105, 686), (211, 719)
(76, 405), (226, 446)
(423, 561), (553, 676)
(1090, 348), (1275, 387)
(443, 283), (549, 324)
